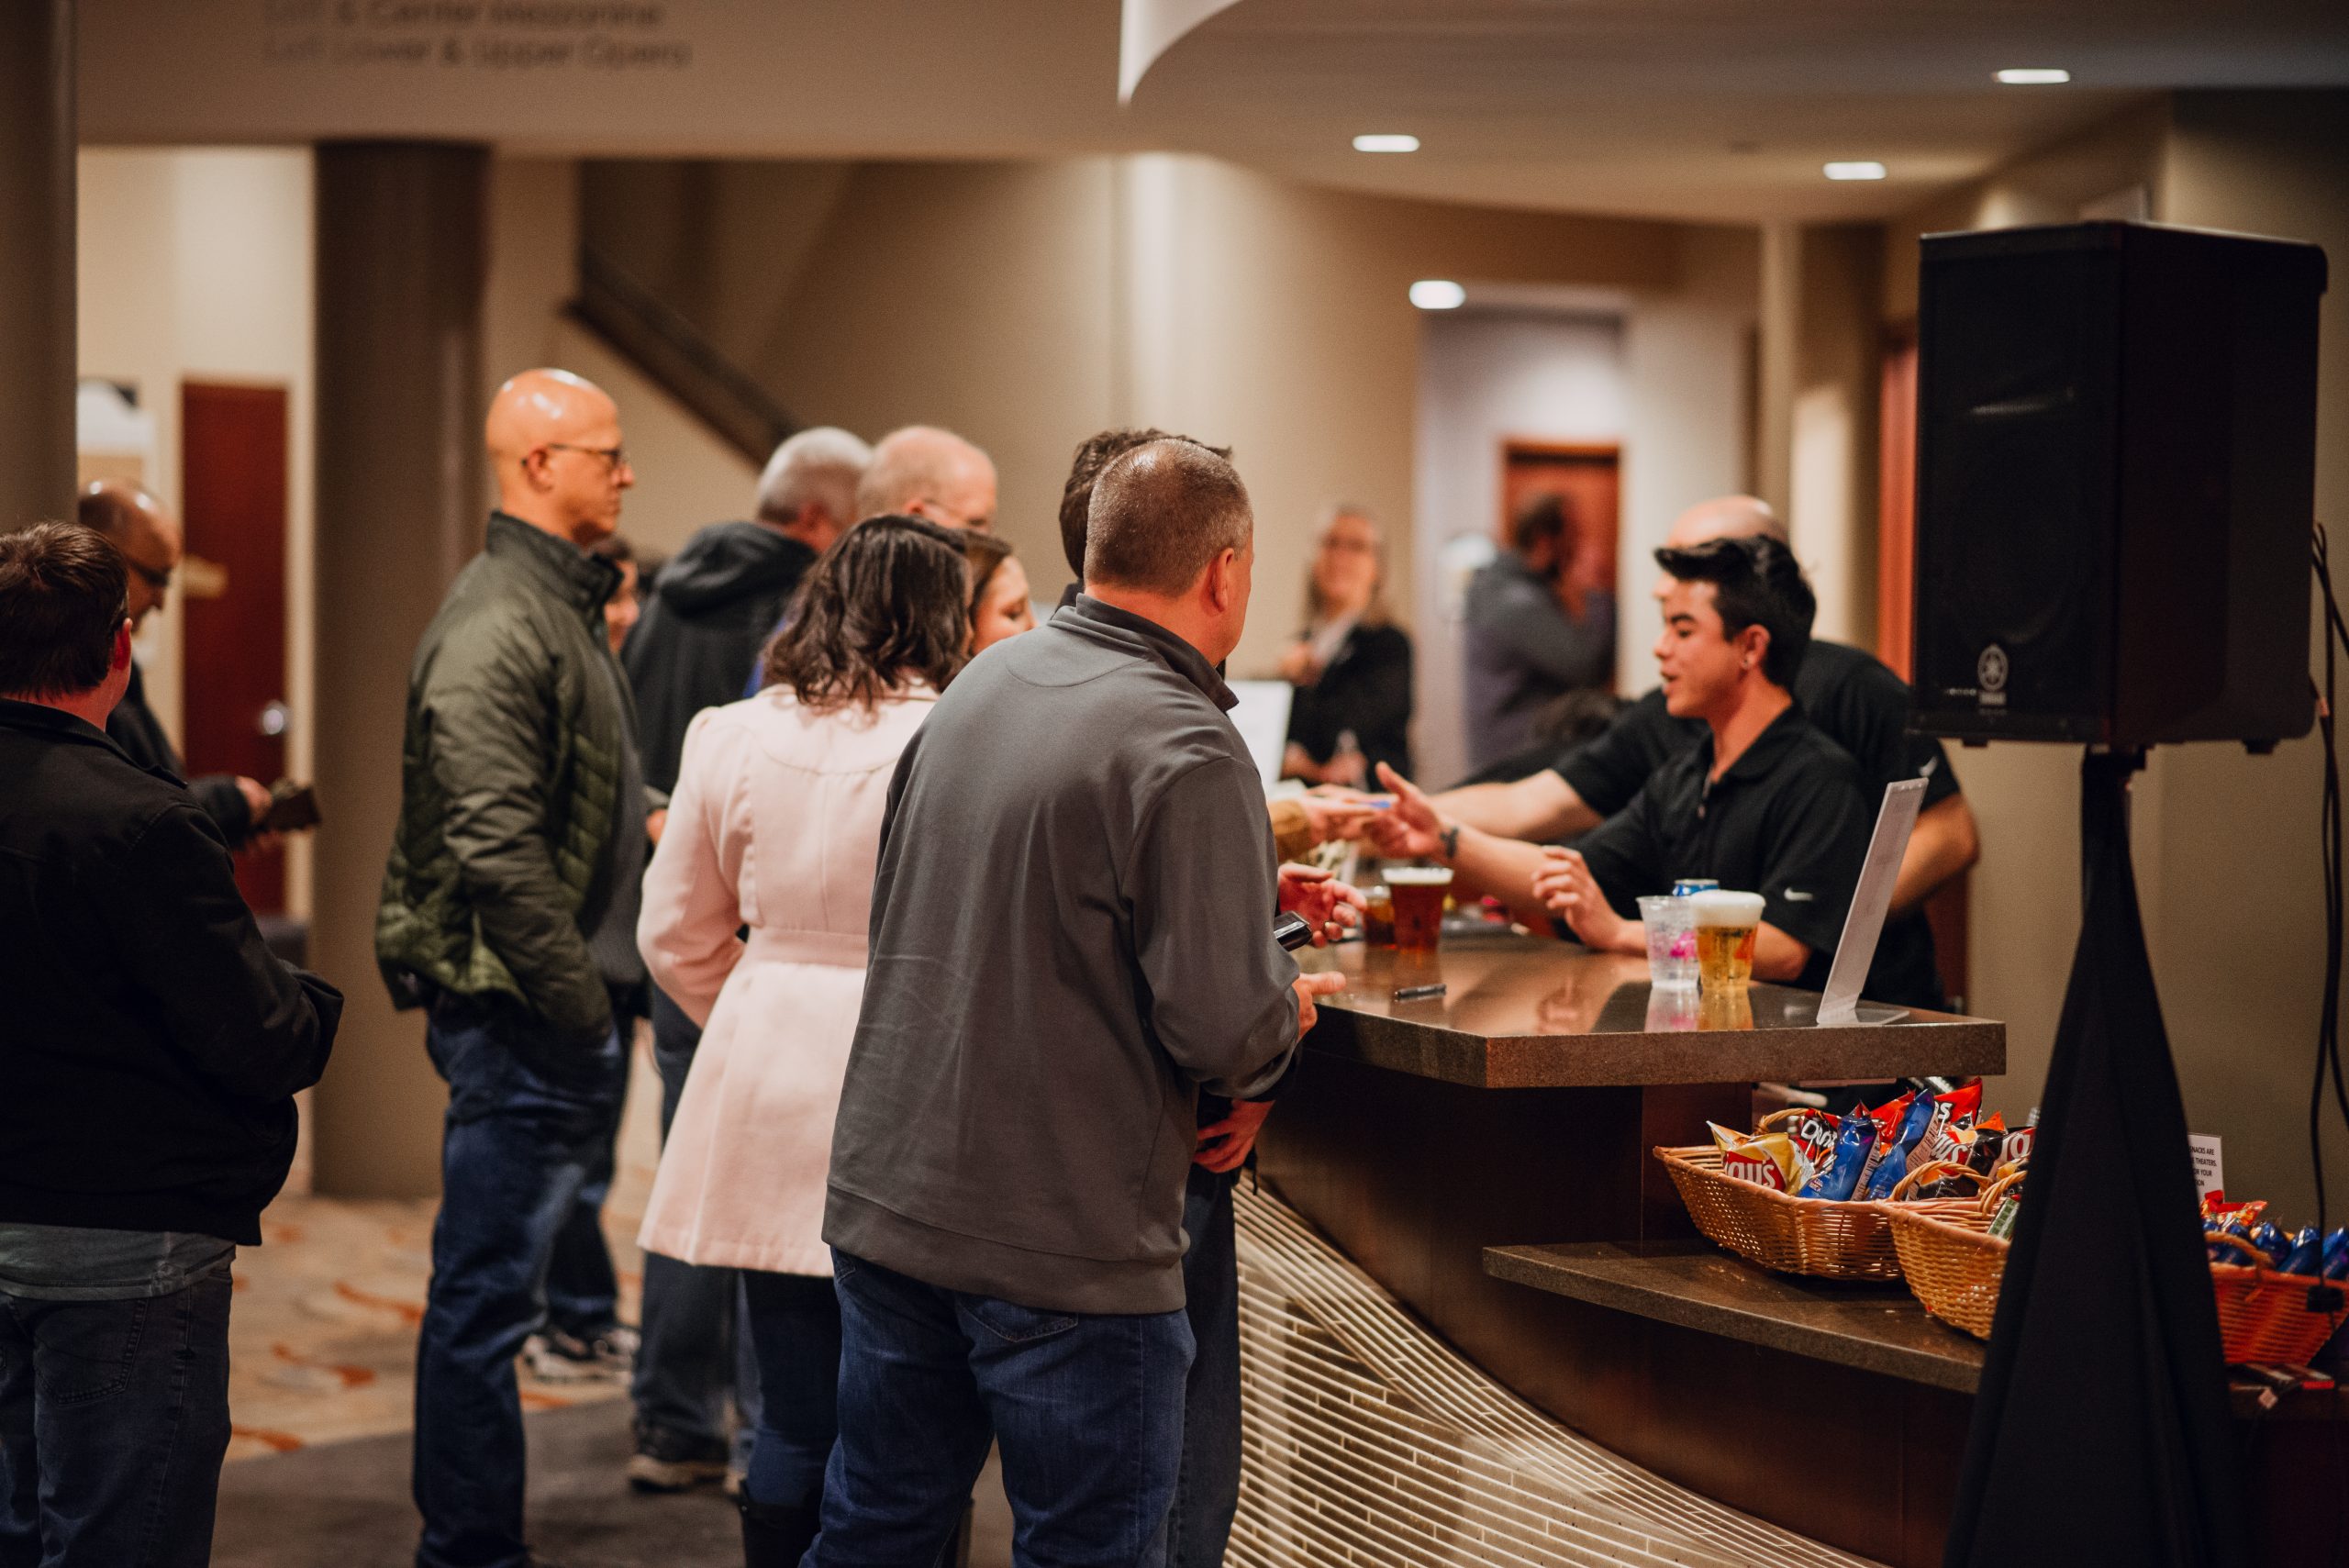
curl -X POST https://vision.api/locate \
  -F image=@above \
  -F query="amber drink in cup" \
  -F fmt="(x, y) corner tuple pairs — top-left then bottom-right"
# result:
(1384, 866), (1453, 952)
(1690, 890), (1765, 988)
(1362, 884), (1396, 949)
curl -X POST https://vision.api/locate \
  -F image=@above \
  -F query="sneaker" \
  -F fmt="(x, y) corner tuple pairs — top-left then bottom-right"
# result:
(522, 1324), (639, 1383)
(627, 1425), (732, 1494)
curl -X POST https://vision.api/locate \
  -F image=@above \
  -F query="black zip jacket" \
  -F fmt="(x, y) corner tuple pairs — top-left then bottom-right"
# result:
(0, 697), (342, 1242)
(107, 662), (254, 848)
(622, 521), (817, 795)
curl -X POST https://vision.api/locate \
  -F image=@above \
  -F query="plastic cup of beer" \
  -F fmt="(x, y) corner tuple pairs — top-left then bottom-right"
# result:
(1637, 895), (1698, 989)
(1362, 884), (1396, 949)
(1690, 890), (1765, 989)
(1384, 866), (1453, 952)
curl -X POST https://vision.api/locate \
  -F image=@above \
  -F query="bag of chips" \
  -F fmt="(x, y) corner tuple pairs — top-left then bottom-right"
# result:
(1798, 1107), (1882, 1201)
(1860, 1094), (1941, 1200)
(1709, 1122), (1811, 1194)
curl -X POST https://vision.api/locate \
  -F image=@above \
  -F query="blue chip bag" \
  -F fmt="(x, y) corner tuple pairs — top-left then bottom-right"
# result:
(2277, 1227), (2324, 1277)
(1860, 1093), (1940, 1201)
(1799, 1107), (1881, 1202)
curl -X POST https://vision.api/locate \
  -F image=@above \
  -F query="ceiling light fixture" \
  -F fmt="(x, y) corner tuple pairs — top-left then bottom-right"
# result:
(1353, 134), (1420, 153)
(1823, 161), (1888, 182)
(1996, 68), (2071, 84)
(1409, 280), (1466, 310)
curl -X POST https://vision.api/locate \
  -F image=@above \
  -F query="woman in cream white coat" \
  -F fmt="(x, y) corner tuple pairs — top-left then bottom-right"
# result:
(635, 515), (978, 1565)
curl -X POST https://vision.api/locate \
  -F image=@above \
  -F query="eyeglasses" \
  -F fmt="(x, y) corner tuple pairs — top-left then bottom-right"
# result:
(123, 557), (173, 593)
(546, 443), (630, 471)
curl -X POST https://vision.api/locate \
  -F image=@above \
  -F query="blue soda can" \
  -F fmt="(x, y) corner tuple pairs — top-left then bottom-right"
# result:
(1671, 878), (1720, 897)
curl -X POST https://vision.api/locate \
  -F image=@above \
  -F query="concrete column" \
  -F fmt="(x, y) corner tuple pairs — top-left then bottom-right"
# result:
(0, 0), (75, 530)
(311, 144), (489, 1198)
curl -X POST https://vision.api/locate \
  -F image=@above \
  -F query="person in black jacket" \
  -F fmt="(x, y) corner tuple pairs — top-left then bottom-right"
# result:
(1279, 504), (1413, 784)
(618, 424), (871, 1494)
(0, 521), (341, 1567)
(78, 484), (273, 850)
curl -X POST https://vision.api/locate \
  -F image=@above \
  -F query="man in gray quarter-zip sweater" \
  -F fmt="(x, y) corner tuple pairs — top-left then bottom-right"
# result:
(811, 440), (1347, 1568)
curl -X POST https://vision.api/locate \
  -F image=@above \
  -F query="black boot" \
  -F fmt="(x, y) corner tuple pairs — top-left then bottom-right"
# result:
(740, 1493), (821, 1568)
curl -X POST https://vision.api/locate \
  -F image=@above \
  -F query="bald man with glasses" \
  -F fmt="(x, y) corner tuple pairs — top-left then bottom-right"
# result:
(77, 484), (273, 851)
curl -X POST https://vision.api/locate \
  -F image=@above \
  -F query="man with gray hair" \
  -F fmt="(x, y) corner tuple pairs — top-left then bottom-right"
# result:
(808, 441), (1349, 1567)
(852, 424), (996, 530)
(617, 423), (870, 1492)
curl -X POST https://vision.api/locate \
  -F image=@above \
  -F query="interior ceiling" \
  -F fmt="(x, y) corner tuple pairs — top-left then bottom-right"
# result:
(1122, 0), (2349, 222)
(79, 0), (2349, 226)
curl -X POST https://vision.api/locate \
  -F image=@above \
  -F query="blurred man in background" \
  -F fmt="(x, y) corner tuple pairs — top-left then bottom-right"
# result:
(77, 483), (273, 851)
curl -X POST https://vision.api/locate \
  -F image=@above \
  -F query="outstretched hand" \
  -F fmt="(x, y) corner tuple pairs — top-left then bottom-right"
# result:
(1361, 761), (1446, 861)
(1277, 864), (1367, 945)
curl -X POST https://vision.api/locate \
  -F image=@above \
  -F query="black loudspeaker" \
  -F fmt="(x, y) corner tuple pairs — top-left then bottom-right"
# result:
(1911, 220), (2326, 749)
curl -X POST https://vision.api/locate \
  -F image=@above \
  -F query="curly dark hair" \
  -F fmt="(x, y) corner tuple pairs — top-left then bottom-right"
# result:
(760, 514), (971, 712)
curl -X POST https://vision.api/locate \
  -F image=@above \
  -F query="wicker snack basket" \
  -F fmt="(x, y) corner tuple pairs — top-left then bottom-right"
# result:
(2207, 1233), (2349, 1365)
(1879, 1165), (2014, 1338)
(1652, 1121), (1983, 1283)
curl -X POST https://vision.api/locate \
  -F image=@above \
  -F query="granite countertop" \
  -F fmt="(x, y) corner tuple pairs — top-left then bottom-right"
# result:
(1297, 932), (2006, 1088)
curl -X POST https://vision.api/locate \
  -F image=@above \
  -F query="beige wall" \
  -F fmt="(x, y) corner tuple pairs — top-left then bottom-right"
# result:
(2143, 91), (2349, 1216)
(577, 152), (1723, 706)
(1879, 94), (2349, 1216)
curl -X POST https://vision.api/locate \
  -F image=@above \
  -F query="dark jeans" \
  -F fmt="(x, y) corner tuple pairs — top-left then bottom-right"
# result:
(812, 1250), (1192, 1568)
(738, 1271), (840, 1510)
(0, 1273), (234, 1568)
(1165, 1167), (1241, 1568)
(542, 1114), (620, 1340)
(629, 988), (759, 1462)
(414, 995), (629, 1568)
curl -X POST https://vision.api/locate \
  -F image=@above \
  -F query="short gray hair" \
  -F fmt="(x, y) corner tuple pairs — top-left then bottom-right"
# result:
(1085, 440), (1252, 596)
(756, 427), (872, 526)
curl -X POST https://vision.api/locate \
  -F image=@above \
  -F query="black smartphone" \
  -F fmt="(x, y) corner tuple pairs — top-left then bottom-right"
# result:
(1273, 911), (1314, 951)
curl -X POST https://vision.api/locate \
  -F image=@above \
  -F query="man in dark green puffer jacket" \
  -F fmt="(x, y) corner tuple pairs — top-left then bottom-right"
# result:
(378, 368), (651, 1568)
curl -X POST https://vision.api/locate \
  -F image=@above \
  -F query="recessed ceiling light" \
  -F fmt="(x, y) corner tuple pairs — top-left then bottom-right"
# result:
(1823, 161), (1887, 182)
(1353, 134), (1420, 153)
(1409, 279), (1466, 310)
(1996, 68), (2071, 84)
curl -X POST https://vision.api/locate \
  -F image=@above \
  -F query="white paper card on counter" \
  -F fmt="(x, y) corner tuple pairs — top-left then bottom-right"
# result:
(2188, 1134), (2224, 1200)
(1224, 680), (1295, 789)
(1815, 777), (1927, 1028)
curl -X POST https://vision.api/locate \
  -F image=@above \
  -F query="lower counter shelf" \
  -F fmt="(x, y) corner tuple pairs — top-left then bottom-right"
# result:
(1484, 1240), (2349, 1421)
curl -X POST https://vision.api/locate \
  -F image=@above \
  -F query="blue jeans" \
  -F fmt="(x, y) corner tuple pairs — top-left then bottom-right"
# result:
(738, 1271), (840, 1510)
(413, 995), (629, 1568)
(811, 1250), (1193, 1568)
(1166, 1167), (1241, 1568)
(629, 987), (759, 1462)
(0, 1273), (234, 1568)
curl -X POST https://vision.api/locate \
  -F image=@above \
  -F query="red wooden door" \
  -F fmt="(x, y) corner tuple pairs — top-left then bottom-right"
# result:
(180, 382), (289, 914)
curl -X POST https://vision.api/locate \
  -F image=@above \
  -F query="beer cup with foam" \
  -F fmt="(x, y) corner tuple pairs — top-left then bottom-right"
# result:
(1690, 889), (1765, 989)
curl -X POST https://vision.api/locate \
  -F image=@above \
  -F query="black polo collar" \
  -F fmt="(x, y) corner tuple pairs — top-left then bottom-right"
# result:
(486, 512), (620, 617)
(1057, 595), (1238, 713)
(1697, 699), (1809, 786)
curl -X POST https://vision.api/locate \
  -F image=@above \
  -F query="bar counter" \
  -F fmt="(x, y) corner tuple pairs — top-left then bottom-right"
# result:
(1258, 930), (2004, 1567)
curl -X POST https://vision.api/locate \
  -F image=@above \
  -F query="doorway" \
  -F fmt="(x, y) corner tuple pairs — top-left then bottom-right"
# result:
(180, 381), (291, 916)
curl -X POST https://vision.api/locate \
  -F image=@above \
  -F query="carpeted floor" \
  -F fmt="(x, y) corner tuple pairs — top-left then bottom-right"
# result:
(214, 1398), (737, 1567)
(214, 1396), (1016, 1567)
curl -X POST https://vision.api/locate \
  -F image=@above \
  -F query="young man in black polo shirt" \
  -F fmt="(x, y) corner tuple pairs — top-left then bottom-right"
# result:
(1527, 538), (1864, 982)
(1375, 537), (1866, 986)
(1372, 495), (1967, 1009)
